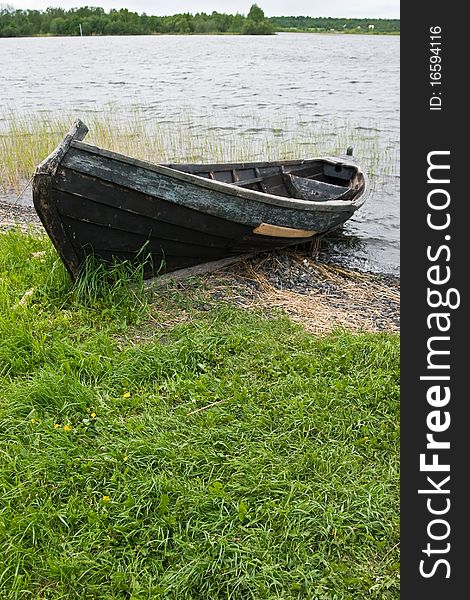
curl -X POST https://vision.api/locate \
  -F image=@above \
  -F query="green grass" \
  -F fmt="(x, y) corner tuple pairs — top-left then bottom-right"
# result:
(0, 109), (399, 192)
(0, 230), (400, 599)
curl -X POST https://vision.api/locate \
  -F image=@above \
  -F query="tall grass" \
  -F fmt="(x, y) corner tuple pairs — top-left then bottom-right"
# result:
(0, 229), (400, 598)
(0, 108), (399, 191)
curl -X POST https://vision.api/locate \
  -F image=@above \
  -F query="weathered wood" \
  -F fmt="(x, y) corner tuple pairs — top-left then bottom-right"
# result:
(62, 149), (354, 233)
(231, 176), (265, 187)
(54, 188), (239, 249)
(61, 216), (228, 258)
(32, 120), (368, 281)
(32, 172), (82, 278)
(252, 223), (316, 238)
(69, 140), (363, 212)
(35, 120), (88, 177)
(144, 253), (256, 288)
(255, 167), (268, 194)
(282, 164), (324, 179)
(54, 167), (251, 239)
(73, 246), (208, 274)
(284, 175), (352, 202)
(323, 162), (357, 182)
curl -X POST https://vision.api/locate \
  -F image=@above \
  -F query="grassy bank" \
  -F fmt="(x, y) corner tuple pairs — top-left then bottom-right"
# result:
(274, 29), (400, 35)
(0, 230), (399, 599)
(0, 110), (399, 192)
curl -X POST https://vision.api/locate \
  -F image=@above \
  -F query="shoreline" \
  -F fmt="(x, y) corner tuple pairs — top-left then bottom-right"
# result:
(0, 201), (399, 334)
(0, 31), (399, 38)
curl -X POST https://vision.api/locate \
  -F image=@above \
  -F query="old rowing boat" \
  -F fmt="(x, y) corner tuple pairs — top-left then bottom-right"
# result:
(32, 120), (368, 280)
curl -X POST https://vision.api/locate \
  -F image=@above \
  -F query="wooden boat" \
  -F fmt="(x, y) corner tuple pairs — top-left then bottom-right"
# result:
(33, 120), (368, 280)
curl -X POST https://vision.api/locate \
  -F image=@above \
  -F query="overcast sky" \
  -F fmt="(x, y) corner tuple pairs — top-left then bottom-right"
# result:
(6, 2), (400, 19)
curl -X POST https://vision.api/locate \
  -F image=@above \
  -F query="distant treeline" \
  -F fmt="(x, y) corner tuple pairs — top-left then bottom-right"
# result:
(0, 4), (273, 36)
(271, 16), (400, 33)
(0, 5), (399, 38)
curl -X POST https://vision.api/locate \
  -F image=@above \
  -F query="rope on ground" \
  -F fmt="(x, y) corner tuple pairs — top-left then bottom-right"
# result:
(0, 177), (33, 226)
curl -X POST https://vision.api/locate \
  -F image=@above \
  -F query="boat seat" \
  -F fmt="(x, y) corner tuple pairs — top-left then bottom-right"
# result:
(231, 176), (265, 187)
(283, 174), (352, 202)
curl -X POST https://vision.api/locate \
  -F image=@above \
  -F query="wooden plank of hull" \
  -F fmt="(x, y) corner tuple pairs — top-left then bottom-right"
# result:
(144, 254), (256, 287)
(61, 148), (354, 232)
(165, 159), (318, 174)
(54, 189), (238, 250)
(60, 216), (232, 259)
(60, 209), (314, 260)
(55, 191), (311, 256)
(54, 167), (252, 240)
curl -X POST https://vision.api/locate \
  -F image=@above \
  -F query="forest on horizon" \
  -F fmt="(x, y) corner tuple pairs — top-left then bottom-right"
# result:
(0, 4), (400, 37)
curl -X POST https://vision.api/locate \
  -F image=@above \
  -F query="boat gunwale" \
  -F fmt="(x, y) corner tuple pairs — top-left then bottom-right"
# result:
(67, 139), (368, 213)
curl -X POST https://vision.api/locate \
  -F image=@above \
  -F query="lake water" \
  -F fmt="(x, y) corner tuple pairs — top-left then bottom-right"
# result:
(0, 33), (399, 274)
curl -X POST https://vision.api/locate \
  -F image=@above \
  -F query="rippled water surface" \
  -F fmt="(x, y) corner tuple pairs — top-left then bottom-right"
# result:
(1, 33), (399, 274)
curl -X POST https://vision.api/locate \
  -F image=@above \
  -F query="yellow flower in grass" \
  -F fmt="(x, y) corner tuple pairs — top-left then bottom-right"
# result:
(53, 423), (61, 429)
(102, 495), (110, 503)
(63, 425), (72, 431)
(123, 391), (131, 398)
(90, 412), (97, 419)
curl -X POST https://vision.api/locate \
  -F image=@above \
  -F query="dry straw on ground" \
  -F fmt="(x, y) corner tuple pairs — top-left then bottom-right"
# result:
(203, 255), (399, 334)
(155, 251), (400, 335)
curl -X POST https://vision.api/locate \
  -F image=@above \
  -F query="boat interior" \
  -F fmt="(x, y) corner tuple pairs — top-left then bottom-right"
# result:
(166, 159), (364, 202)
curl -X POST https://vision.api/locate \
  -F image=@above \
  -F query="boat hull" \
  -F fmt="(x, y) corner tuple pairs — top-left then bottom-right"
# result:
(32, 121), (367, 280)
